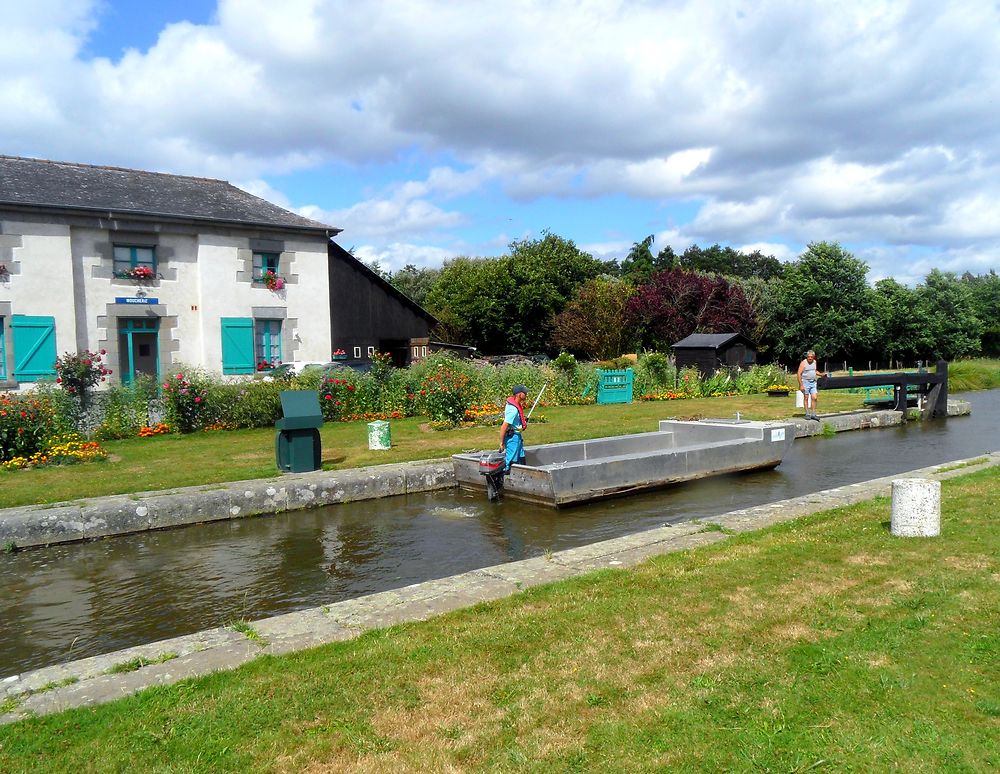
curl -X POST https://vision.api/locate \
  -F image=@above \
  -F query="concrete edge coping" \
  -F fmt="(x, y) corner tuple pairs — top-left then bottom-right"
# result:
(3, 448), (997, 724)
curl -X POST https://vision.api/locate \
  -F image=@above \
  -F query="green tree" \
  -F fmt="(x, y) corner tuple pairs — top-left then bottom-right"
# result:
(871, 278), (930, 365)
(917, 269), (982, 360)
(390, 263), (440, 307)
(678, 244), (784, 280)
(620, 235), (676, 282)
(771, 242), (876, 363)
(733, 276), (784, 357)
(550, 277), (637, 359)
(360, 257), (390, 280)
(961, 270), (1000, 355)
(424, 257), (514, 353)
(505, 232), (605, 353)
(424, 233), (602, 354)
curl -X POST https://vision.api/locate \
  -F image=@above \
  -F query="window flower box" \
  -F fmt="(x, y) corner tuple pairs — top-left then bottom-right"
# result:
(331, 349), (347, 361)
(113, 266), (156, 281)
(260, 271), (285, 291)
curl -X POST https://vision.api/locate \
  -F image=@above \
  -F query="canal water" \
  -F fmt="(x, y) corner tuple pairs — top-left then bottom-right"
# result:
(2, 391), (997, 676)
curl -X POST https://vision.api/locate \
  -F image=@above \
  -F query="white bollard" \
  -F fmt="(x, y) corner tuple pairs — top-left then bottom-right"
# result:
(795, 390), (804, 408)
(890, 479), (941, 537)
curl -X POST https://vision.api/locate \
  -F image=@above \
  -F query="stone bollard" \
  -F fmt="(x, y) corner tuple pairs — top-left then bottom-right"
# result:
(890, 478), (941, 537)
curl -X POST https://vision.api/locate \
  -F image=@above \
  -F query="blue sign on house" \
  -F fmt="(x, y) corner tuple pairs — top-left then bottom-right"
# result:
(115, 297), (159, 305)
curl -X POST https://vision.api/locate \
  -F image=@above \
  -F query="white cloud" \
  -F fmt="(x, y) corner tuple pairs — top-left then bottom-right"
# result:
(308, 196), (466, 241)
(351, 242), (455, 272)
(737, 242), (798, 263)
(1, 0), (1000, 278)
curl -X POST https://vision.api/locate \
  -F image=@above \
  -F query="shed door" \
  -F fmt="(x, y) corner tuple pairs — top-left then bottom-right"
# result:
(11, 315), (57, 382)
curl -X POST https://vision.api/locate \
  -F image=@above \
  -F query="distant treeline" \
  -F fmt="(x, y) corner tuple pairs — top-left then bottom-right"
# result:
(367, 234), (999, 365)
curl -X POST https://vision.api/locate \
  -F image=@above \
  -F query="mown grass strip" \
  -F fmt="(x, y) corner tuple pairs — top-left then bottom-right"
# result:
(0, 466), (996, 772)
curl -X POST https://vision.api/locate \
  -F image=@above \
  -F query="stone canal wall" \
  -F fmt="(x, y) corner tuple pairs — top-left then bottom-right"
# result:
(2, 450), (996, 724)
(0, 401), (972, 550)
(0, 458), (455, 549)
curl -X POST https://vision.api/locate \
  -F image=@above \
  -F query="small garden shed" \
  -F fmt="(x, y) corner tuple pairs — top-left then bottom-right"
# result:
(671, 332), (756, 377)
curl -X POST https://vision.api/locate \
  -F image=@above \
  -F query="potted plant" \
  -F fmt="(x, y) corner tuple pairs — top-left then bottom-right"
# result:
(262, 270), (285, 291)
(113, 265), (156, 281)
(766, 384), (793, 397)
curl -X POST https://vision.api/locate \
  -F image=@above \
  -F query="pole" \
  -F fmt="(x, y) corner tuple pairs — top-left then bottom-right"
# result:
(527, 384), (547, 418)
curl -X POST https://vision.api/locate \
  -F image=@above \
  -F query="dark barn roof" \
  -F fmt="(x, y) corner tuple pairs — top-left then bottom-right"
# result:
(0, 155), (336, 233)
(328, 241), (438, 326)
(672, 332), (754, 350)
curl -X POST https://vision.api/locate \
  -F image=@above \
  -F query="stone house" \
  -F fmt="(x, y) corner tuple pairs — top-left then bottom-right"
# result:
(1, 155), (432, 389)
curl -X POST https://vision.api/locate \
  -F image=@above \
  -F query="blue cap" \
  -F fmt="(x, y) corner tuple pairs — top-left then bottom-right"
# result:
(512, 384), (528, 396)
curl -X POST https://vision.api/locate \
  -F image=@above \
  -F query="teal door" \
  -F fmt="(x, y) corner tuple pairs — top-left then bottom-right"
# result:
(118, 318), (159, 385)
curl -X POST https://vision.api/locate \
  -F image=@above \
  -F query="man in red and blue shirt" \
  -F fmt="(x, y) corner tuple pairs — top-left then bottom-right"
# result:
(499, 384), (529, 471)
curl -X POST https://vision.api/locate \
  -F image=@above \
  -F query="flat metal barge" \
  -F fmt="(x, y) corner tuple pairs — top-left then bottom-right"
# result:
(453, 419), (796, 507)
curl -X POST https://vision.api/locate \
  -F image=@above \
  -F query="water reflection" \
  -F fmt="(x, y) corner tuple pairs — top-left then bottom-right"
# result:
(1, 391), (996, 675)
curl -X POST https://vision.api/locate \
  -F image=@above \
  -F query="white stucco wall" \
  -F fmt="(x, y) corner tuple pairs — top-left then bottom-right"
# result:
(1, 217), (331, 387)
(198, 235), (332, 371)
(0, 220), (77, 360)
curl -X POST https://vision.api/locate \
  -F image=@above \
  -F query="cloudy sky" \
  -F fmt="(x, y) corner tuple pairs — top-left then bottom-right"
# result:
(2, 0), (999, 284)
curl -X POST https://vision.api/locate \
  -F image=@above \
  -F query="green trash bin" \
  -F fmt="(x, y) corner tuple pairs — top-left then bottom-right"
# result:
(367, 420), (391, 450)
(275, 390), (324, 473)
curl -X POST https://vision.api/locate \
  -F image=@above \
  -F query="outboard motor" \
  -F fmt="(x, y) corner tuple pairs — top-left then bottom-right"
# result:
(479, 451), (506, 501)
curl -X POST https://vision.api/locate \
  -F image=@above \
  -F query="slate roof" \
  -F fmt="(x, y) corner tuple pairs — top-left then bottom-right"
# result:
(0, 155), (336, 233)
(671, 332), (751, 349)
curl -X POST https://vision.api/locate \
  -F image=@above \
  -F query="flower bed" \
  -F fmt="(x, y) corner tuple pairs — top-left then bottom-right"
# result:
(339, 410), (404, 422)
(1, 433), (107, 470)
(463, 403), (503, 425)
(139, 423), (171, 437)
(639, 390), (688, 401)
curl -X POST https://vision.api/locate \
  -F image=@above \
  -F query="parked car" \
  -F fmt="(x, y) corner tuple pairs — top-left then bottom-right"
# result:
(322, 359), (373, 375)
(259, 361), (326, 380)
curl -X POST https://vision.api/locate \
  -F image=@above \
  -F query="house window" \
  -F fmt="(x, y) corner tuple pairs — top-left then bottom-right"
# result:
(367, 346), (375, 357)
(252, 252), (280, 282)
(353, 346), (361, 358)
(113, 245), (156, 277)
(255, 319), (282, 369)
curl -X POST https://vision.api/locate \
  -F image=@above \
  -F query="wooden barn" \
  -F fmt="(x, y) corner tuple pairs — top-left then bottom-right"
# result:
(671, 332), (756, 377)
(328, 241), (438, 367)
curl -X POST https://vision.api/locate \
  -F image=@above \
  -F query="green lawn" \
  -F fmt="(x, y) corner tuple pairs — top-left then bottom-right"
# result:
(0, 392), (865, 509)
(0, 465), (996, 772)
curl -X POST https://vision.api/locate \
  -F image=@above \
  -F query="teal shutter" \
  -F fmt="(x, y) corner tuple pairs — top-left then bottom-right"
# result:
(11, 315), (57, 382)
(221, 317), (254, 374)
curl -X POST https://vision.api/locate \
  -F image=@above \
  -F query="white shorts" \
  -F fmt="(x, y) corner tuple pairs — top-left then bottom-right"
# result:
(802, 380), (817, 396)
